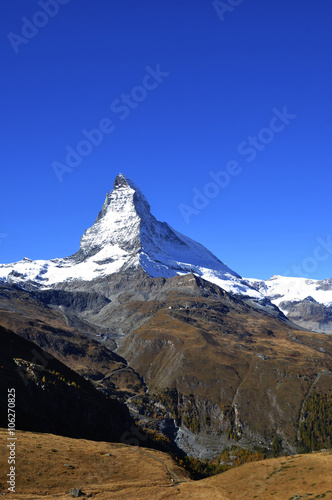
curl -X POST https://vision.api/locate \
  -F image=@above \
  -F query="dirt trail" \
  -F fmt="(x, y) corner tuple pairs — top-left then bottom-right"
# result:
(137, 446), (190, 484)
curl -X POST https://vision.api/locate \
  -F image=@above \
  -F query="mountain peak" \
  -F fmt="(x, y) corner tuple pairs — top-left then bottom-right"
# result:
(113, 173), (133, 189)
(67, 172), (243, 285)
(111, 173), (150, 211)
(77, 173), (150, 260)
(0, 173), (251, 297)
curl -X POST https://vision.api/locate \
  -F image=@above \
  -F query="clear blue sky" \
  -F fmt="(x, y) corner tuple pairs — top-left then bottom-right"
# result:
(1, 0), (331, 280)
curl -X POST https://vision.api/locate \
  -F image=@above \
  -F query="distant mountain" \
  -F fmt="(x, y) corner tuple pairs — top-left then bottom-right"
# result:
(246, 276), (332, 333)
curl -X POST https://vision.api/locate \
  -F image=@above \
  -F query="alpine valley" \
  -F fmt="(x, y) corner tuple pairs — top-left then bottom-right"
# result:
(1, 174), (332, 467)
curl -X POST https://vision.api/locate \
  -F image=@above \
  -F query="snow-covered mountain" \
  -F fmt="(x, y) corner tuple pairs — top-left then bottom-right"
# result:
(246, 275), (332, 308)
(0, 174), (260, 298)
(246, 275), (332, 333)
(1, 173), (331, 332)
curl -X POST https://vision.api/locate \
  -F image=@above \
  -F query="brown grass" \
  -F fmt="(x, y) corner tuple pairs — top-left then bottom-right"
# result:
(1, 429), (332, 499)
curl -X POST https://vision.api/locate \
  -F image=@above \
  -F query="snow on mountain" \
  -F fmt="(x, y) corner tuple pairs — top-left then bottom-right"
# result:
(0, 174), (261, 298)
(1, 173), (331, 320)
(245, 275), (332, 310)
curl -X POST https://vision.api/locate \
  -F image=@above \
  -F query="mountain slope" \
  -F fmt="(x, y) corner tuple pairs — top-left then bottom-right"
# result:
(0, 325), (133, 442)
(0, 281), (145, 396)
(113, 273), (332, 456)
(3, 271), (332, 458)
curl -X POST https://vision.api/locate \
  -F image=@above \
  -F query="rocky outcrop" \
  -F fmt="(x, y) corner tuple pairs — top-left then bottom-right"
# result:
(279, 296), (332, 334)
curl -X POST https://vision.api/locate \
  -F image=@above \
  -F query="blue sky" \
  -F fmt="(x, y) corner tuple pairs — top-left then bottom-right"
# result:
(0, 0), (331, 280)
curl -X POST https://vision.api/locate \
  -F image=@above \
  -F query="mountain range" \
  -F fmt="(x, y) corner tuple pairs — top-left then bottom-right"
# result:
(1, 173), (331, 333)
(0, 173), (331, 461)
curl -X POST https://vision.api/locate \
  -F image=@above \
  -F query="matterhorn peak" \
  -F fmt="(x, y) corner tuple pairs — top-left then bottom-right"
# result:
(78, 173), (154, 261)
(0, 173), (260, 298)
(93, 174), (151, 228)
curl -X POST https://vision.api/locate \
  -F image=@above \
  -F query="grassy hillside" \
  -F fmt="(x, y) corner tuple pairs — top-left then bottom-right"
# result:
(0, 429), (331, 499)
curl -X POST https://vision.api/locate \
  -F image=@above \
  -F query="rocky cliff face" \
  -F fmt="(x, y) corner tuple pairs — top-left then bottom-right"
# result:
(279, 296), (332, 334)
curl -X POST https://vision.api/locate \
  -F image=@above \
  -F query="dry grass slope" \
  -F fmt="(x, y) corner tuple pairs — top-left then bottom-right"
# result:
(1, 429), (331, 499)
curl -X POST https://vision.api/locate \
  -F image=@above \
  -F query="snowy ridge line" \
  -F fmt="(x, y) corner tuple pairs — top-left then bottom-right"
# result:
(245, 275), (332, 309)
